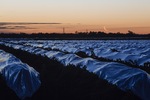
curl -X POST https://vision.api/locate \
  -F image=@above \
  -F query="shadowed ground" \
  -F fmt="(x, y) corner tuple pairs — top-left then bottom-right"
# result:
(0, 45), (140, 100)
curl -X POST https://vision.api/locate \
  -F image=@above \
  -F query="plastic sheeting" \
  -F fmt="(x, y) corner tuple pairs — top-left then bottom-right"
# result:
(1, 40), (150, 66)
(39, 47), (150, 100)
(0, 50), (41, 99)
(45, 49), (150, 100)
(20, 40), (150, 66)
(93, 62), (150, 100)
(1, 41), (150, 100)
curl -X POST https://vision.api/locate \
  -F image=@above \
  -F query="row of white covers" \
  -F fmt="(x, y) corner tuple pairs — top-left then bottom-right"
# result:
(2, 42), (150, 100)
(0, 49), (41, 99)
(22, 40), (150, 66)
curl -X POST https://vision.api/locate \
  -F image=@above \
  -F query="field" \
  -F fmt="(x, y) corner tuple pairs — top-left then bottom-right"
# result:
(0, 39), (149, 100)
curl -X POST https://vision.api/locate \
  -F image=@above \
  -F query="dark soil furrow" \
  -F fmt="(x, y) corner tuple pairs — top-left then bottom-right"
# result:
(0, 44), (140, 100)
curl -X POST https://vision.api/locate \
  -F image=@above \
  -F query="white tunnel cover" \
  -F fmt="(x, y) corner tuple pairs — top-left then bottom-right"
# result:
(0, 50), (41, 99)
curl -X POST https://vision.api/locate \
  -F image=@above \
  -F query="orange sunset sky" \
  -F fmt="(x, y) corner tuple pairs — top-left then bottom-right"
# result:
(0, 0), (150, 34)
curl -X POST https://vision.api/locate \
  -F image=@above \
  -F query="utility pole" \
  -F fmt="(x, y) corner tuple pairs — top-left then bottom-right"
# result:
(63, 27), (65, 33)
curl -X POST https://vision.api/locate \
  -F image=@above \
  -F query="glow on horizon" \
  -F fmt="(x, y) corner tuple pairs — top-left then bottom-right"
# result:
(0, 0), (150, 34)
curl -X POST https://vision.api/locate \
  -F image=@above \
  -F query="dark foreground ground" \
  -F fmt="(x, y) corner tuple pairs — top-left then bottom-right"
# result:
(0, 45), (140, 100)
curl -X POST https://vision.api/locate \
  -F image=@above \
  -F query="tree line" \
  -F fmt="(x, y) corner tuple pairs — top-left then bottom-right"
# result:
(0, 30), (149, 39)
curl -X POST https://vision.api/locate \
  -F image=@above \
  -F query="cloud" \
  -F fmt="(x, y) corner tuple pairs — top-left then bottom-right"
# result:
(0, 22), (62, 30)
(13, 26), (36, 29)
(0, 26), (36, 30)
(0, 22), (61, 30)
(0, 26), (8, 29)
(0, 22), (61, 26)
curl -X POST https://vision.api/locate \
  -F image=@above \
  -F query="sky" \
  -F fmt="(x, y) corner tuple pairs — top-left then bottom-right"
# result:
(0, 0), (150, 34)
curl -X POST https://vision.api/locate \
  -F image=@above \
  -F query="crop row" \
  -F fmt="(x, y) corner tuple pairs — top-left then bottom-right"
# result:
(0, 40), (150, 100)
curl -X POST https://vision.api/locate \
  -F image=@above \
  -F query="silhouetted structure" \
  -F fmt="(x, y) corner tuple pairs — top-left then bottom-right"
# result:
(0, 31), (149, 40)
(63, 27), (65, 33)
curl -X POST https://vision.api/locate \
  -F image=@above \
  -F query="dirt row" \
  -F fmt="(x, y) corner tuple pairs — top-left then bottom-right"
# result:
(0, 45), (140, 100)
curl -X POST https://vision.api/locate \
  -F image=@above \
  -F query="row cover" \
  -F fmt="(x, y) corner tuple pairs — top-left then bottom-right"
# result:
(0, 49), (41, 99)
(9, 40), (150, 66)
(1, 41), (150, 100)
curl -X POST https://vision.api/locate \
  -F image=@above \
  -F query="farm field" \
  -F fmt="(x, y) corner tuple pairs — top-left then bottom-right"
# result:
(0, 39), (149, 100)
